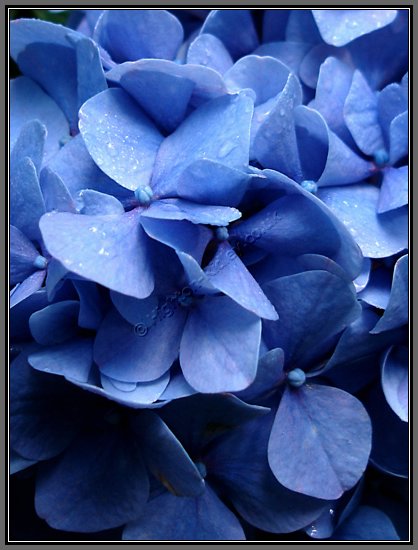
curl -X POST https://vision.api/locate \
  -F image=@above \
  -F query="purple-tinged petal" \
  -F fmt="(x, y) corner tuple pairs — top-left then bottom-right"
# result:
(204, 241), (278, 320)
(123, 486), (245, 541)
(10, 225), (39, 285)
(11, 157), (45, 242)
(131, 411), (205, 497)
(151, 92), (253, 197)
(141, 198), (241, 226)
(263, 270), (360, 369)
(77, 189), (124, 216)
(79, 88), (163, 190)
(35, 430), (149, 532)
(28, 338), (93, 383)
(180, 296), (261, 393)
(200, 10), (258, 59)
(94, 9), (183, 63)
(10, 271), (46, 309)
(381, 345), (408, 422)
(317, 185), (408, 258)
(94, 306), (186, 383)
(187, 33), (233, 74)
(343, 70), (384, 156)
(268, 384), (372, 500)
(100, 373), (170, 406)
(11, 119), (46, 176)
(40, 209), (154, 299)
(39, 167), (76, 213)
(389, 111), (408, 165)
(176, 251), (219, 296)
(371, 254), (408, 333)
(29, 300), (79, 345)
(312, 10), (398, 47)
(10, 76), (69, 162)
(331, 505), (400, 541)
(378, 166), (408, 214)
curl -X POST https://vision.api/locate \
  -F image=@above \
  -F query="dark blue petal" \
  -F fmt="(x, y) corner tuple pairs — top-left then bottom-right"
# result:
(331, 505), (399, 541)
(73, 280), (107, 330)
(11, 156), (45, 241)
(35, 430), (149, 532)
(285, 10), (323, 44)
(158, 369), (196, 401)
(317, 185), (408, 258)
(294, 105), (329, 182)
(10, 290), (49, 340)
(381, 345), (408, 422)
(312, 10), (398, 46)
(151, 92), (253, 197)
(10, 271), (46, 309)
(343, 70), (384, 156)
(200, 10), (258, 59)
(45, 258), (69, 301)
(358, 266), (392, 309)
(29, 300), (80, 345)
(378, 166), (408, 214)
(77, 189), (125, 216)
(71, 34), (107, 106)
(10, 225), (39, 285)
(187, 33), (233, 74)
(11, 119), (46, 176)
(10, 449), (37, 475)
(353, 257), (371, 292)
(371, 254), (408, 333)
(262, 10), (291, 42)
(94, 306), (186, 383)
(40, 209), (154, 299)
(268, 384), (372, 499)
(180, 296), (261, 393)
(79, 88), (163, 190)
(131, 411), (205, 497)
(39, 167), (77, 213)
(123, 486), (245, 540)
(263, 270), (360, 369)
(94, 9), (183, 62)
(10, 76), (69, 163)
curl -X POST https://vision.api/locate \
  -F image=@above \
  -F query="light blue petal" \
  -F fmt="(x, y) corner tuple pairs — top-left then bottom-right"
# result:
(187, 33), (233, 74)
(10, 271), (46, 309)
(389, 111), (408, 165)
(10, 225), (39, 285)
(378, 166), (408, 214)
(100, 372), (170, 405)
(381, 345), (408, 422)
(77, 189), (125, 216)
(11, 119), (46, 176)
(39, 167), (77, 213)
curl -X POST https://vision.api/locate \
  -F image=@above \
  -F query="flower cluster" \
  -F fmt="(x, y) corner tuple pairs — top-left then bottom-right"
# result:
(9, 8), (408, 542)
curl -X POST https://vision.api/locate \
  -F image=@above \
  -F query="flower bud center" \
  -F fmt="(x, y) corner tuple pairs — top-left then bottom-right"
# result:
(33, 255), (48, 270)
(287, 368), (306, 388)
(373, 148), (389, 167)
(301, 180), (318, 194)
(134, 185), (153, 206)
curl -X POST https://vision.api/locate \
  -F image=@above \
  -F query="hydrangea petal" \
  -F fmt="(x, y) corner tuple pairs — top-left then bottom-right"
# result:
(39, 167), (76, 213)
(79, 88), (163, 190)
(253, 41), (311, 75)
(11, 119), (46, 176)
(180, 296), (261, 393)
(10, 449), (37, 475)
(151, 92), (253, 196)
(381, 345), (408, 422)
(317, 185), (408, 258)
(331, 505), (399, 541)
(176, 251), (219, 296)
(10, 225), (39, 285)
(10, 271), (46, 309)
(263, 270), (360, 369)
(294, 105), (329, 182)
(35, 430), (149, 532)
(100, 372), (170, 406)
(262, 10), (291, 42)
(93, 9), (183, 62)
(234, 348), (285, 402)
(39, 209), (154, 299)
(343, 70), (384, 156)
(123, 486), (245, 541)
(378, 83), (408, 145)
(29, 300), (80, 345)
(94, 306), (186, 383)
(187, 33), (233, 74)
(378, 166), (408, 214)
(77, 189), (125, 216)
(158, 369), (196, 401)
(200, 10), (259, 59)
(389, 111), (408, 165)
(71, 34), (107, 106)
(268, 384), (372, 499)
(312, 10), (398, 47)
(371, 254), (408, 333)
(358, 266), (392, 309)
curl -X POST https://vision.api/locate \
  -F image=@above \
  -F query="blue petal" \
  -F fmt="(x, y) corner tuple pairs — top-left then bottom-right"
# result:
(176, 251), (219, 296)
(78, 88), (163, 190)
(10, 271), (46, 309)
(10, 449), (37, 475)
(381, 345), (408, 422)
(35, 430), (149, 532)
(123, 486), (245, 540)
(389, 111), (408, 165)
(285, 10), (323, 44)
(253, 41), (311, 76)
(131, 411), (205, 497)
(11, 119), (46, 176)
(205, 410), (329, 533)
(378, 166), (408, 214)
(101, 372), (170, 406)
(73, 280), (107, 330)
(294, 105), (329, 182)
(187, 33), (233, 74)
(71, 34), (107, 107)
(93, 9), (183, 62)
(317, 185), (408, 258)
(312, 10), (398, 46)
(377, 82), (408, 146)
(180, 296), (261, 393)
(299, 43), (342, 90)
(158, 369), (196, 401)
(10, 225), (39, 285)
(204, 241), (278, 320)
(176, 160), (252, 207)
(10, 76), (69, 163)
(200, 10), (259, 59)
(29, 300), (80, 345)
(224, 55), (290, 106)
(28, 338), (93, 383)
(77, 189), (125, 216)
(343, 70), (384, 156)
(262, 10), (291, 42)
(10, 290), (49, 340)
(11, 156), (45, 241)
(371, 254), (408, 333)
(268, 384), (372, 499)
(39, 209), (154, 299)
(151, 92), (253, 197)
(142, 198), (241, 226)
(94, 306), (186, 383)
(331, 505), (399, 541)
(263, 270), (360, 369)
(353, 257), (371, 292)
(39, 167), (77, 213)
(358, 266), (392, 309)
